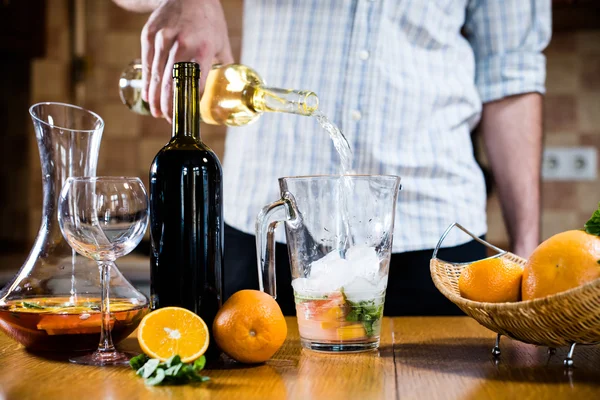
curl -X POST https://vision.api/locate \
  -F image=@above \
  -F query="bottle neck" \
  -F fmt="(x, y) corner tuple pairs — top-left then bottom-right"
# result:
(172, 73), (201, 141)
(252, 87), (319, 116)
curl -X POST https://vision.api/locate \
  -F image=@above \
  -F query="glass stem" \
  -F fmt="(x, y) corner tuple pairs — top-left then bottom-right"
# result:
(97, 261), (116, 353)
(69, 248), (77, 303)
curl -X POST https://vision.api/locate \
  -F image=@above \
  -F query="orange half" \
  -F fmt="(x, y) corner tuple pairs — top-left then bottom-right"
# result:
(137, 307), (209, 363)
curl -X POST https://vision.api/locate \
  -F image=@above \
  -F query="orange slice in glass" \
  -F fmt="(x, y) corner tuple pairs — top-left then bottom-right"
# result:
(137, 307), (209, 362)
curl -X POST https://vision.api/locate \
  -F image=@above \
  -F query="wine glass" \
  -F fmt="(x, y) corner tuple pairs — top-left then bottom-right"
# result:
(58, 176), (149, 366)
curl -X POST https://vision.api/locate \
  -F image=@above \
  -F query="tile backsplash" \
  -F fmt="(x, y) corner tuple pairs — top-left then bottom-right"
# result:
(22, 1), (600, 250)
(487, 29), (600, 247)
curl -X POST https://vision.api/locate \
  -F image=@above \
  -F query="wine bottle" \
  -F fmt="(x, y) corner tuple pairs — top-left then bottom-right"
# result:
(149, 62), (223, 358)
(120, 60), (319, 126)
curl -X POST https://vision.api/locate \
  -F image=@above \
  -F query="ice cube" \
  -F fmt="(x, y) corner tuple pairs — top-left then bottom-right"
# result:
(314, 259), (351, 292)
(309, 249), (344, 279)
(342, 276), (381, 303)
(292, 278), (331, 299)
(292, 277), (311, 294)
(300, 247), (384, 297)
(377, 275), (388, 292)
(345, 245), (380, 282)
(301, 249), (357, 294)
(346, 245), (379, 268)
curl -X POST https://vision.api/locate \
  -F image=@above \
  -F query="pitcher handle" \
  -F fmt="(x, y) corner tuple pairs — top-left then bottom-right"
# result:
(255, 191), (297, 299)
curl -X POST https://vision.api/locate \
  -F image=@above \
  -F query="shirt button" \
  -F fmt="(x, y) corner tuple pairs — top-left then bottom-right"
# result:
(358, 50), (370, 61)
(351, 110), (362, 121)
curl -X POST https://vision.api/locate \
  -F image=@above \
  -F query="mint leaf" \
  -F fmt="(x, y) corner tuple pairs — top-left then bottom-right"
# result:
(132, 355), (210, 386)
(141, 359), (160, 379)
(130, 354), (149, 371)
(188, 371), (210, 382)
(22, 302), (45, 309)
(584, 203), (600, 236)
(193, 356), (206, 371)
(145, 368), (166, 386)
(165, 355), (181, 368)
(345, 299), (383, 337)
(363, 320), (375, 337)
(345, 309), (360, 322)
(164, 364), (183, 378)
(182, 364), (196, 378)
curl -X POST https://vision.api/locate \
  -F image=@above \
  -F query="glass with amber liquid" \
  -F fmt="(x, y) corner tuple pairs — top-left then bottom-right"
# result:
(119, 60), (319, 126)
(0, 297), (147, 352)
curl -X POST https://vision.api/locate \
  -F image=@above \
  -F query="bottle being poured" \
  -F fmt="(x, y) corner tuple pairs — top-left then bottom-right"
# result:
(120, 60), (319, 126)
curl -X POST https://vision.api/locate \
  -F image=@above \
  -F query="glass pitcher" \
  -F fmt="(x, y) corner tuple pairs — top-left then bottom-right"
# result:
(256, 175), (401, 352)
(0, 103), (148, 352)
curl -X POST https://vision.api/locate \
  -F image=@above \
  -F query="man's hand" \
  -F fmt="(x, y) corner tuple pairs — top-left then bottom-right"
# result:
(480, 93), (543, 258)
(140, 0), (234, 122)
(112, 0), (162, 13)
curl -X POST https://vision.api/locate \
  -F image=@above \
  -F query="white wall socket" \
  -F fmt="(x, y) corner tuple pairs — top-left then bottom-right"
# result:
(542, 147), (597, 181)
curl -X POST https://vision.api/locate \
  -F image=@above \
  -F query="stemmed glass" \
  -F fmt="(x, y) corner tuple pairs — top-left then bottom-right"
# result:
(58, 177), (149, 366)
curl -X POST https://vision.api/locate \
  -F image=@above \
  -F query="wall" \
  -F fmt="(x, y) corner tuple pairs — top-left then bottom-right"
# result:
(0, 60), (31, 248)
(486, 30), (600, 248)
(27, 0), (72, 241)
(0, 1), (45, 249)
(22, 2), (600, 250)
(26, 0), (243, 239)
(83, 0), (243, 189)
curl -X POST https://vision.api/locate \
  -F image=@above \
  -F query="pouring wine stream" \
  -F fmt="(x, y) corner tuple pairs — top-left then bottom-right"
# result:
(314, 111), (355, 256)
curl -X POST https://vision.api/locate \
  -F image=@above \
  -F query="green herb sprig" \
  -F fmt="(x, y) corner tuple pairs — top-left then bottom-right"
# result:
(22, 302), (45, 309)
(130, 354), (210, 386)
(584, 203), (600, 236)
(345, 299), (383, 337)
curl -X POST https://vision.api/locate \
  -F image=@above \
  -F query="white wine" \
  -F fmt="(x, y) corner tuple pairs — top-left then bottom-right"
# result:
(119, 60), (319, 126)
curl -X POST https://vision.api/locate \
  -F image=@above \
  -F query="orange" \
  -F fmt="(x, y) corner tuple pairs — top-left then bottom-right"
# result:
(213, 290), (287, 364)
(522, 230), (600, 300)
(458, 257), (523, 303)
(137, 307), (209, 362)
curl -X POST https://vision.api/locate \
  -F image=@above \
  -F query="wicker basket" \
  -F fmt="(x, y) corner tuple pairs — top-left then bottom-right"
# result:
(430, 223), (600, 350)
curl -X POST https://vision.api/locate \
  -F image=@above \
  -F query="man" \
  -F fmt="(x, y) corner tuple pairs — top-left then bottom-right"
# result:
(114, 0), (551, 316)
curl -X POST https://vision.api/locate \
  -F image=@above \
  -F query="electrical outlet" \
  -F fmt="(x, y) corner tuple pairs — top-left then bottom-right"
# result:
(542, 147), (597, 181)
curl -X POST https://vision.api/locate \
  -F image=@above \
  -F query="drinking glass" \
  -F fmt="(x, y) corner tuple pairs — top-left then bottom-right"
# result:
(58, 177), (149, 365)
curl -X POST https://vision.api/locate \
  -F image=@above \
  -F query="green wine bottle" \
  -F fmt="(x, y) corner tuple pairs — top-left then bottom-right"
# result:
(149, 62), (223, 359)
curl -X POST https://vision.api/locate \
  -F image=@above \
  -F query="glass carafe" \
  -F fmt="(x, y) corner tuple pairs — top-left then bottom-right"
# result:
(119, 60), (319, 126)
(256, 175), (402, 352)
(0, 103), (148, 352)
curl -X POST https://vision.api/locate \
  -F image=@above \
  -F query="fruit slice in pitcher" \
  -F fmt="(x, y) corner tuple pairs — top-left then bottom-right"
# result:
(298, 292), (349, 321)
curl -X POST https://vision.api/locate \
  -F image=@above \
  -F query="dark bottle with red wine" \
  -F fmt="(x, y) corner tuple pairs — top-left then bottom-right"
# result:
(149, 62), (224, 359)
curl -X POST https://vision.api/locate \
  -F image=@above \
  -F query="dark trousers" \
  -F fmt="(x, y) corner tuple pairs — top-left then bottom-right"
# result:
(224, 224), (486, 316)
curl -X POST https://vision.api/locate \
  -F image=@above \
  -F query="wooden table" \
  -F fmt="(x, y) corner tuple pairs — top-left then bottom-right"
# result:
(0, 317), (598, 400)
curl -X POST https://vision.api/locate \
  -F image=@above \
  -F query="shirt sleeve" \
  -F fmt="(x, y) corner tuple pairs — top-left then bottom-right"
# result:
(463, 0), (552, 103)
